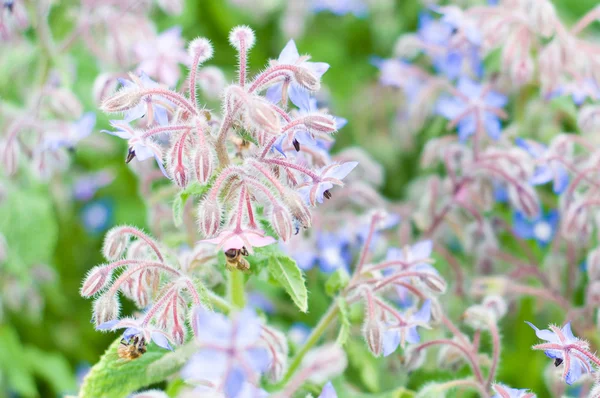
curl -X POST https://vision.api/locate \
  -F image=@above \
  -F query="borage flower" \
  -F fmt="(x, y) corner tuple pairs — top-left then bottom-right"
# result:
(297, 161), (358, 205)
(527, 321), (593, 385)
(513, 209), (558, 246)
(182, 309), (270, 398)
(437, 77), (507, 141)
(102, 121), (167, 176)
(97, 317), (173, 351)
(382, 300), (431, 356)
(202, 226), (276, 253)
(516, 138), (569, 194)
(117, 72), (174, 126)
(318, 382), (338, 398)
(266, 40), (329, 105)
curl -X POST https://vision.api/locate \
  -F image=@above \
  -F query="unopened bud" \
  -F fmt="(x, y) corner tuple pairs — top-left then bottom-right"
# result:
(49, 87), (83, 118)
(587, 247), (600, 281)
(81, 265), (112, 298)
(102, 228), (129, 260)
(394, 34), (421, 58)
(197, 199), (221, 237)
(172, 322), (186, 346)
(437, 336), (468, 370)
(246, 97), (280, 133)
(172, 164), (188, 188)
(283, 190), (311, 229)
(362, 318), (384, 357)
(228, 25), (255, 51)
(262, 326), (288, 383)
(92, 294), (120, 327)
(194, 147), (214, 183)
(402, 344), (426, 371)
(188, 37), (214, 62)
(508, 183), (540, 219)
(561, 199), (592, 242)
(197, 66), (227, 100)
(462, 305), (495, 330)
(93, 73), (120, 106)
(482, 295), (507, 320)
(302, 114), (337, 134)
(271, 205), (293, 241)
(301, 343), (347, 383)
(509, 56), (534, 87)
(100, 87), (142, 114)
(293, 66), (321, 92)
(526, 0), (556, 38)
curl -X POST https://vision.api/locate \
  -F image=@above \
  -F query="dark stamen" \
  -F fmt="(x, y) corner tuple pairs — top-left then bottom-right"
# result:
(293, 139), (300, 151)
(125, 148), (136, 163)
(323, 190), (332, 200)
(554, 358), (563, 367)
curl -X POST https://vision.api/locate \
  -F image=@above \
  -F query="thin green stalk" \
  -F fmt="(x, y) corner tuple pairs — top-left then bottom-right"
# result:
(227, 270), (246, 309)
(279, 303), (339, 385)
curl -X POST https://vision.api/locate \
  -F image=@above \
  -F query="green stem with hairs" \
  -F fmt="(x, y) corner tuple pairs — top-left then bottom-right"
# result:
(227, 270), (246, 309)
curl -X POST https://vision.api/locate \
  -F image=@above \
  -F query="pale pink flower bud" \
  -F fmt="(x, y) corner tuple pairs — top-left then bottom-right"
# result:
(510, 56), (534, 87)
(587, 247), (600, 281)
(93, 73), (120, 106)
(194, 146), (214, 183)
(80, 265), (113, 298)
(561, 198), (592, 242)
(92, 294), (120, 327)
(197, 66), (227, 100)
(482, 295), (507, 320)
(197, 199), (221, 237)
(271, 205), (294, 241)
(293, 66), (321, 92)
(100, 87), (142, 114)
(302, 114), (337, 134)
(578, 105), (600, 134)
(508, 183), (540, 219)
(102, 228), (129, 260)
(172, 322), (187, 346)
(301, 343), (347, 383)
(262, 326), (289, 383)
(403, 345), (426, 371)
(188, 37), (213, 62)
(246, 97), (280, 133)
(49, 88), (83, 119)
(437, 337), (467, 370)
(172, 164), (189, 188)
(525, 0), (557, 38)
(363, 318), (384, 357)
(462, 304), (495, 330)
(394, 34), (421, 58)
(228, 25), (256, 50)
(2, 140), (18, 177)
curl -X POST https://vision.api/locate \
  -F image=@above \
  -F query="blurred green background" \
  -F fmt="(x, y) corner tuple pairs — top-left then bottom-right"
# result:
(1, 0), (599, 396)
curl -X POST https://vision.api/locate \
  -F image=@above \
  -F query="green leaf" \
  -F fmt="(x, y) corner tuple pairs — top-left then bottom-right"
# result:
(336, 297), (350, 346)
(172, 195), (184, 227)
(0, 326), (37, 397)
(80, 338), (196, 398)
(266, 253), (308, 312)
(23, 346), (76, 394)
(325, 268), (350, 296)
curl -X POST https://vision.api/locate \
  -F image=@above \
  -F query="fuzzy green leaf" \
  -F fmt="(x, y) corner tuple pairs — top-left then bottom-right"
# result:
(266, 253), (308, 312)
(336, 297), (351, 346)
(326, 269), (350, 297)
(79, 338), (196, 398)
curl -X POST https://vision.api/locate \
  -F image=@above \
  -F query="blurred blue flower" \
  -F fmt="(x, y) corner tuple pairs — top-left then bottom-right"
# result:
(312, 0), (367, 17)
(316, 232), (351, 273)
(73, 171), (114, 201)
(491, 384), (535, 398)
(247, 292), (275, 314)
(513, 210), (558, 246)
(382, 300), (431, 356)
(44, 112), (96, 151)
(493, 180), (509, 203)
(266, 40), (329, 105)
(80, 199), (113, 235)
(516, 138), (569, 194)
(527, 321), (592, 385)
(289, 322), (311, 346)
(437, 77), (507, 141)
(552, 78), (600, 106)
(418, 12), (482, 79)
(182, 309), (270, 398)
(318, 382), (338, 398)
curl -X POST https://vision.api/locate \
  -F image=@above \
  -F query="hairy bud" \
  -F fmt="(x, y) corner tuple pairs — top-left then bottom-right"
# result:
(509, 56), (534, 87)
(525, 0), (557, 38)
(81, 265), (112, 298)
(2, 141), (18, 177)
(362, 318), (384, 357)
(246, 97), (280, 133)
(301, 343), (347, 383)
(188, 37), (213, 62)
(100, 87), (142, 114)
(92, 294), (120, 327)
(283, 190), (312, 229)
(197, 66), (227, 100)
(49, 87), (83, 119)
(293, 66), (321, 92)
(93, 73), (120, 105)
(197, 199), (221, 237)
(102, 228), (129, 260)
(194, 147), (214, 184)
(482, 295), (507, 320)
(172, 322), (187, 346)
(229, 25), (256, 50)
(302, 114), (337, 134)
(462, 304), (495, 330)
(172, 164), (189, 188)
(507, 183), (540, 219)
(262, 326), (289, 383)
(271, 205), (293, 241)
(393, 34), (421, 58)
